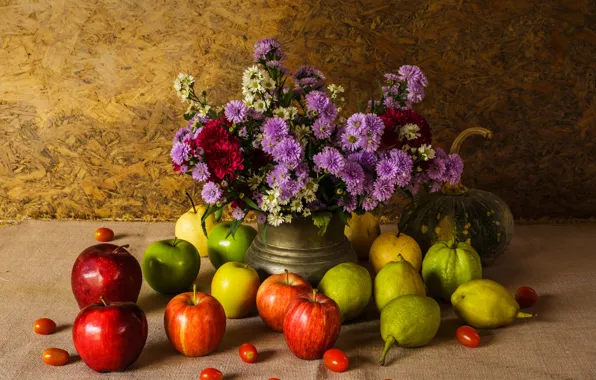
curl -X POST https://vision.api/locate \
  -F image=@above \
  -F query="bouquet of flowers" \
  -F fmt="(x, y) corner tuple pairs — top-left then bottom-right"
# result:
(171, 38), (463, 237)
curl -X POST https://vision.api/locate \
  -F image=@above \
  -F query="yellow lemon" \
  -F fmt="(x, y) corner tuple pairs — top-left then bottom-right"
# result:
(370, 231), (422, 273)
(344, 212), (381, 260)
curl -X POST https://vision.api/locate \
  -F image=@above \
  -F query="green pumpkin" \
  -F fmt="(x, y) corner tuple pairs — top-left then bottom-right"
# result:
(422, 241), (482, 300)
(399, 128), (514, 266)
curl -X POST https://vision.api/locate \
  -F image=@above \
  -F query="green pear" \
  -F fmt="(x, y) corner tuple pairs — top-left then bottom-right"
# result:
(374, 254), (426, 311)
(317, 262), (372, 322)
(379, 295), (440, 366)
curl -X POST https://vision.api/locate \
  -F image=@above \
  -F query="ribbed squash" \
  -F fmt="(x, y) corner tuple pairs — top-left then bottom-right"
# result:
(399, 128), (514, 266)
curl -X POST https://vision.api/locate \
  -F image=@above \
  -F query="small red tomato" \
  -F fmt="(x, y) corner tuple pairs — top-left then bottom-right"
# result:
(323, 348), (349, 373)
(34, 318), (57, 335)
(94, 227), (114, 242)
(42, 348), (69, 366)
(200, 368), (223, 380)
(456, 325), (480, 348)
(515, 286), (538, 308)
(239, 343), (258, 363)
(268, 378), (281, 380)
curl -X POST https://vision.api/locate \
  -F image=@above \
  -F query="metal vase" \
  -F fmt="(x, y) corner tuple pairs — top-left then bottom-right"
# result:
(244, 215), (358, 285)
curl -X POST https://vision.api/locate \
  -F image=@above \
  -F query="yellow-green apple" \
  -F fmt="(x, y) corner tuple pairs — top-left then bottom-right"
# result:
(73, 297), (147, 372)
(164, 285), (226, 356)
(211, 262), (260, 319)
(71, 244), (142, 309)
(207, 223), (257, 269)
(317, 262), (372, 322)
(175, 193), (217, 257)
(256, 270), (312, 332)
(283, 289), (341, 360)
(142, 238), (200, 294)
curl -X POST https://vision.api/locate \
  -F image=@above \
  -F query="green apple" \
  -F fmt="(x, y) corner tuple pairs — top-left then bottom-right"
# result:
(211, 262), (260, 319)
(207, 223), (257, 269)
(317, 262), (372, 322)
(142, 238), (200, 294)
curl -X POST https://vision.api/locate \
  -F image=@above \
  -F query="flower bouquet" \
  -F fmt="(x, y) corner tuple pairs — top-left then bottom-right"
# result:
(171, 38), (463, 239)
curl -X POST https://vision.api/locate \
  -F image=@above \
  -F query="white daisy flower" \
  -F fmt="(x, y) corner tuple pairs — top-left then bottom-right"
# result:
(399, 123), (421, 140)
(418, 144), (436, 161)
(267, 214), (284, 226)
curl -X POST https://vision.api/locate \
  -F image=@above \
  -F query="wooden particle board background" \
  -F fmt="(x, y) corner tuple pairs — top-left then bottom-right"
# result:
(0, 0), (595, 222)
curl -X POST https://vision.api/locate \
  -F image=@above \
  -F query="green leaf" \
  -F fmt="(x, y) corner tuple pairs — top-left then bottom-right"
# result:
(225, 219), (243, 239)
(312, 211), (333, 237)
(214, 208), (223, 222)
(337, 209), (350, 228)
(244, 197), (262, 211)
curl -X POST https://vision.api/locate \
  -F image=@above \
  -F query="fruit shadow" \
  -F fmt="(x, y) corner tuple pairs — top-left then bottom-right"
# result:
(135, 339), (178, 367)
(67, 355), (81, 365)
(55, 323), (72, 334)
(527, 293), (554, 323)
(218, 319), (272, 352)
(137, 292), (175, 315)
(112, 233), (133, 241)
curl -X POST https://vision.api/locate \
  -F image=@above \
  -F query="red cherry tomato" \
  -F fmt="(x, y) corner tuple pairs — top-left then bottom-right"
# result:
(268, 378), (281, 380)
(94, 227), (114, 242)
(456, 325), (480, 348)
(34, 318), (57, 335)
(323, 348), (349, 373)
(200, 368), (223, 380)
(515, 286), (538, 308)
(42, 348), (69, 366)
(239, 343), (258, 363)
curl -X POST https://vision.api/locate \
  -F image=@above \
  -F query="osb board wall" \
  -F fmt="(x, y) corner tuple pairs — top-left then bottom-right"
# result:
(0, 0), (595, 222)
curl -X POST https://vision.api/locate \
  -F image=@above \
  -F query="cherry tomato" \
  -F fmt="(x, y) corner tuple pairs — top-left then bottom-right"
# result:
(515, 286), (538, 308)
(200, 368), (223, 380)
(456, 325), (480, 348)
(42, 348), (69, 366)
(323, 348), (349, 373)
(239, 343), (258, 363)
(94, 227), (114, 242)
(33, 318), (56, 335)
(268, 378), (281, 380)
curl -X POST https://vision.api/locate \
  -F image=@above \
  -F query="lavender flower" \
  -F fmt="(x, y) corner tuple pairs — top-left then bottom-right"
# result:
(398, 65), (428, 87)
(342, 161), (365, 195)
(280, 178), (300, 200)
(340, 130), (363, 152)
(348, 152), (378, 170)
(384, 73), (400, 81)
(444, 154), (464, 185)
(187, 113), (208, 129)
(191, 163), (210, 182)
(313, 147), (345, 175)
(267, 164), (290, 187)
(231, 207), (246, 220)
(201, 182), (222, 204)
(262, 117), (289, 139)
(173, 127), (191, 143)
(171, 141), (192, 165)
(362, 195), (379, 211)
(389, 149), (414, 187)
(238, 126), (248, 138)
(312, 118), (334, 139)
(346, 113), (366, 131)
(295, 163), (309, 188)
(224, 100), (248, 124)
(254, 38), (285, 61)
(364, 114), (385, 135)
(338, 194), (357, 213)
(372, 178), (395, 202)
(293, 66), (325, 89)
(272, 137), (303, 169)
(319, 103), (338, 122)
(257, 213), (267, 224)
(427, 148), (447, 181)
(407, 87), (424, 104)
(305, 91), (330, 114)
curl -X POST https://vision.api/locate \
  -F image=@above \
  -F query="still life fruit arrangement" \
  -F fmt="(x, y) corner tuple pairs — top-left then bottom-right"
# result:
(33, 38), (535, 377)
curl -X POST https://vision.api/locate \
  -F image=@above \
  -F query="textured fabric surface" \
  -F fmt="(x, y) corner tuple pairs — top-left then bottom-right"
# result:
(0, 221), (595, 380)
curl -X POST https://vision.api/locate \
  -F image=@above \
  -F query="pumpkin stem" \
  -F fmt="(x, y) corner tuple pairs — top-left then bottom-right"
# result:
(449, 127), (493, 155)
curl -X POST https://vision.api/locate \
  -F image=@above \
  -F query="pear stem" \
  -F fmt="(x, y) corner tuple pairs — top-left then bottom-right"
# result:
(111, 244), (130, 254)
(186, 192), (197, 214)
(193, 283), (197, 305)
(516, 311), (534, 319)
(379, 336), (396, 366)
(99, 296), (108, 307)
(285, 269), (289, 285)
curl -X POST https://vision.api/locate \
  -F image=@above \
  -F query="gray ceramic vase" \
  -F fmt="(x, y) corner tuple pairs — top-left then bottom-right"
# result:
(244, 215), (357, 285)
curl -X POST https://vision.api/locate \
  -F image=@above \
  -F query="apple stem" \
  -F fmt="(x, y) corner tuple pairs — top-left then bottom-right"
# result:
(186, 191), (197, 214)
(173, 237), (178, 246)
(285, 269), (289, 285)
(312, 288), (317, 301)
(99, 296), (108, 307)
(193, 283), (197, 305)
(111, 244), (130, 254)
(379, 336), (396, 366)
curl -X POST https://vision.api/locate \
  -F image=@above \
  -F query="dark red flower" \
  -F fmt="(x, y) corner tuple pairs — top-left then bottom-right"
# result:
(251, 148), (272, 170)
(379, 108), (432, 150)
(194, 117), (232, 153)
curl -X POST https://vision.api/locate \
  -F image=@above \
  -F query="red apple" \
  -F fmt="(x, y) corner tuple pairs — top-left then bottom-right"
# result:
(164, 286), (226, 356)
(71, 244), (142, 309)
(73, 297), (147, 372)
(283, 289), (341, 360)
(256, 270), (312, 332)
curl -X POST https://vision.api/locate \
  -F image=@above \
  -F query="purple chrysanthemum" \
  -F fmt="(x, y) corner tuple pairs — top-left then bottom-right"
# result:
(312, 118), (334, 139)
(346, 113), (366, 131)
(307, 200), (325, 211)
(407, 87), (424, 104)
(267, 164), (290, 187)
(305, 91), (330, 114)
(173, 127), (191, 143)
(398, 65), (428, 87)
(280, 179), (300, 200)
(384, 96), (398, 109)
(272, 137), (303, 168)
(262, 117), (289, 139)
(340, 130), (363, 152)
(348, 152), (378, 171)
(238, 127), (248, 138)
(364, 114), (385, 135)
(253, 38), (285, 61)
(313, 147), (346, 175)
(372, 178), (395, 202)
(187, 113), (209, 129)
(342, 161), (365, 195)
(444, 154), (464, 185)
(171, 141), (192, 165)
(257, 213), (267, 224)
(191, 163), (210, 182)
(224, 100), (248, 124)
(293, 66), (326, 89)
(384, 73), (400, 82)
(201, 182), (222, 204)
(338, 194), (357, 213)
(231, 207), (246, 220)
(319, 103), (337, 122)
(362, 195), (379, 211)
(427, 149), (447, 181)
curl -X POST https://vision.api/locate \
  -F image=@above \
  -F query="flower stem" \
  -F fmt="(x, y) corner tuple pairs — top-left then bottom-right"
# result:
(186, 192), (197, 214)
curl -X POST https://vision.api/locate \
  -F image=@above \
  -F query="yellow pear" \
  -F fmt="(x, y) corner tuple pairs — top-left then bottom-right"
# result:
(369, 231), (422, 273)
(344, 212), (381, 260)
(175, 194), (217, 257)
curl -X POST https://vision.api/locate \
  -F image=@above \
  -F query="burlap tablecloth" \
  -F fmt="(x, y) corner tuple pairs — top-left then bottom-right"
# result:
(1, 221), (595, 379)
